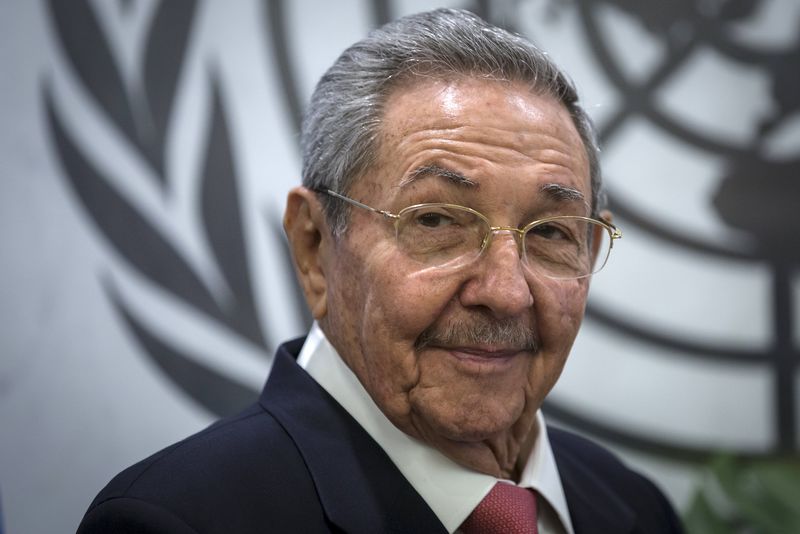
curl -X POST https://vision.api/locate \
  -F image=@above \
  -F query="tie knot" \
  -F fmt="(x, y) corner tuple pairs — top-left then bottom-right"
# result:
(460, 483), (538, 534)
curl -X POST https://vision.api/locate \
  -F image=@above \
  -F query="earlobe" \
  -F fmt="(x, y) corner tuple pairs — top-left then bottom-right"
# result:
(284, 186), (329, 320)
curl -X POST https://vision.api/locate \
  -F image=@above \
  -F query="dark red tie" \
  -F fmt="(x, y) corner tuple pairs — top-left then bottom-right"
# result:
(460, 483), (538, 534)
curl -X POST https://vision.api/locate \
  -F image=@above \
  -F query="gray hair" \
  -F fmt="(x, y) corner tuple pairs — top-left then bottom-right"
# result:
(301, 8), (603, 235)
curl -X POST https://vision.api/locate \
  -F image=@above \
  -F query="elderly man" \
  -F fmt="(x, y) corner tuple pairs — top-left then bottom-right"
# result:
(78, 8), (682, 534)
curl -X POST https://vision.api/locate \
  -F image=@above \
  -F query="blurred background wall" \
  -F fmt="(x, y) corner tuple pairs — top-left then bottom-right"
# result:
(1, 0), (798, 532)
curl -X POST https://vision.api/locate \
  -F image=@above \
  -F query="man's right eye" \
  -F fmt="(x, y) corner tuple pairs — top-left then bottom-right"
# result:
(416, 211), (453, 228)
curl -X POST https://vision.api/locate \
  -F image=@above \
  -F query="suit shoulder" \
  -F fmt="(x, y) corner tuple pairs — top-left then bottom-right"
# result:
(91, 405), (282, 499)
(80, 404), (326, 533)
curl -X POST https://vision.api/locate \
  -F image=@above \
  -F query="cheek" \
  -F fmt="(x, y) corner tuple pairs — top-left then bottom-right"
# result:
(363, 259), (459, 339)
(360, 266), (466, 400)
(351, 251), (462, 391)
(535, 280), (589, 359)
(531, 280), (588, 390)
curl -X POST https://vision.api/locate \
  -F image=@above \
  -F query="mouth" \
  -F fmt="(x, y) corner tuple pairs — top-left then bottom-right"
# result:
(434, 345), (530, 373)
(449, 345), (524, 357)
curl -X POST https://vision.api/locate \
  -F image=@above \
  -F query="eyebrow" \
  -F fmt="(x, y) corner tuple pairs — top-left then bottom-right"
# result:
(398, 169), (587, 207)
(540, 183), (585, 203)
(399, 164), (477, 188)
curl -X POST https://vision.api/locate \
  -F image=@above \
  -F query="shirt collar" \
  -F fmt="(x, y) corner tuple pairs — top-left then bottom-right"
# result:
(298, 323), (574, 534)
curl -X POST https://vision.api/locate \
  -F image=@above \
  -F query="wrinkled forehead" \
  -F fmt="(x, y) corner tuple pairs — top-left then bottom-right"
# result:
(363, 77), (591, 203)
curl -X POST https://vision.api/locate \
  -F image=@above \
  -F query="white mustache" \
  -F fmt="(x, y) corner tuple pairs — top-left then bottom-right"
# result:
(415, 315), (538, 353)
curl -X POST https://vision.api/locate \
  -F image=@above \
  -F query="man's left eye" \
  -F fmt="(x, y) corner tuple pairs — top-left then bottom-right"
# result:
(530, 223), (570, 240)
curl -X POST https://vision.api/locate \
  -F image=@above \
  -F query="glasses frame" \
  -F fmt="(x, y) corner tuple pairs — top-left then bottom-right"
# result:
(317, 188), (622, 279)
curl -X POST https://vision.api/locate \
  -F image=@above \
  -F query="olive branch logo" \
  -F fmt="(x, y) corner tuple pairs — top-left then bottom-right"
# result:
(41, 0), (799, 462)
(44, 0), (308, 416)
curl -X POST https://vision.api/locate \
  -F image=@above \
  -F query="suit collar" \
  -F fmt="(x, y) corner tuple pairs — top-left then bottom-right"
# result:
(260, 339), (447, 534)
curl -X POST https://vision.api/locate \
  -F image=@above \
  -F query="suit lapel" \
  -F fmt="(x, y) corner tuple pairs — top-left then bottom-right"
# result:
(260, 340), (447, 534)
(550, 430), (636, 534)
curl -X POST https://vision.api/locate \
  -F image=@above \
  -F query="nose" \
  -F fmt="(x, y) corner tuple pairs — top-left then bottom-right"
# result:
(458, 231), (534, 317)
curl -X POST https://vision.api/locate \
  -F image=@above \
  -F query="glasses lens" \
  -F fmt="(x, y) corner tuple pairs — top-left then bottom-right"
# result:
(396, 204), (487, 267)
(524, 217), (611, 279)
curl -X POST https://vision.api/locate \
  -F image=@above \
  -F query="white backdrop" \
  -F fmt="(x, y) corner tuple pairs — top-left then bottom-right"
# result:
(1, 1), (798, 532)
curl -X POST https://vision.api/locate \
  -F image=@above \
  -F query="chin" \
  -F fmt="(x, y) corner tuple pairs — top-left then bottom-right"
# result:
(424, 407), (519, 443)
(408, 386), (527, 444)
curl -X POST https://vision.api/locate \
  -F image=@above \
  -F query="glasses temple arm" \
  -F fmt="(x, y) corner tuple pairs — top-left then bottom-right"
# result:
(319, 189), (398, 219)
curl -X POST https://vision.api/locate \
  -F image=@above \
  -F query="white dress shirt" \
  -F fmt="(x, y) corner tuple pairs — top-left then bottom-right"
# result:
(297, 322), (575, 534)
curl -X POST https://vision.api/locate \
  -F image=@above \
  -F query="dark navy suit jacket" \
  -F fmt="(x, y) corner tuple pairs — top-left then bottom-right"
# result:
(78, 338), (683, 533)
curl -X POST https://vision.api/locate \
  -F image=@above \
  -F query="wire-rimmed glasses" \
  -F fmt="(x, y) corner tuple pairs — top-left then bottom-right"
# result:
(317, 188), (621, 279)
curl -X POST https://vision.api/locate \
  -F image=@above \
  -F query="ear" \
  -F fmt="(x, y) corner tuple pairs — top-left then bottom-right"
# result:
(590, 209), (614, 271)
(283, 186), (330, 320)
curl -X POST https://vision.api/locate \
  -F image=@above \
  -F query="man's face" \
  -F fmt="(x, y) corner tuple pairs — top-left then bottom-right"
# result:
(319, 78), (593, 477)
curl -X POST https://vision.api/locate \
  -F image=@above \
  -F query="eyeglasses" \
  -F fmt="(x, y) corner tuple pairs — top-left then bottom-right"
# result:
(317, 189), (622, 280)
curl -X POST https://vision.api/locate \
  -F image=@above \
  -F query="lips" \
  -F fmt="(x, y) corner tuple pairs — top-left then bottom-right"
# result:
(449, 346), (524, 358)
(438, 345), (527, 373)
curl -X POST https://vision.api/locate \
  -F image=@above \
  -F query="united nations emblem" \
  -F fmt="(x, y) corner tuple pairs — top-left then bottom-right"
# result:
(45, 0), (798, 471)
